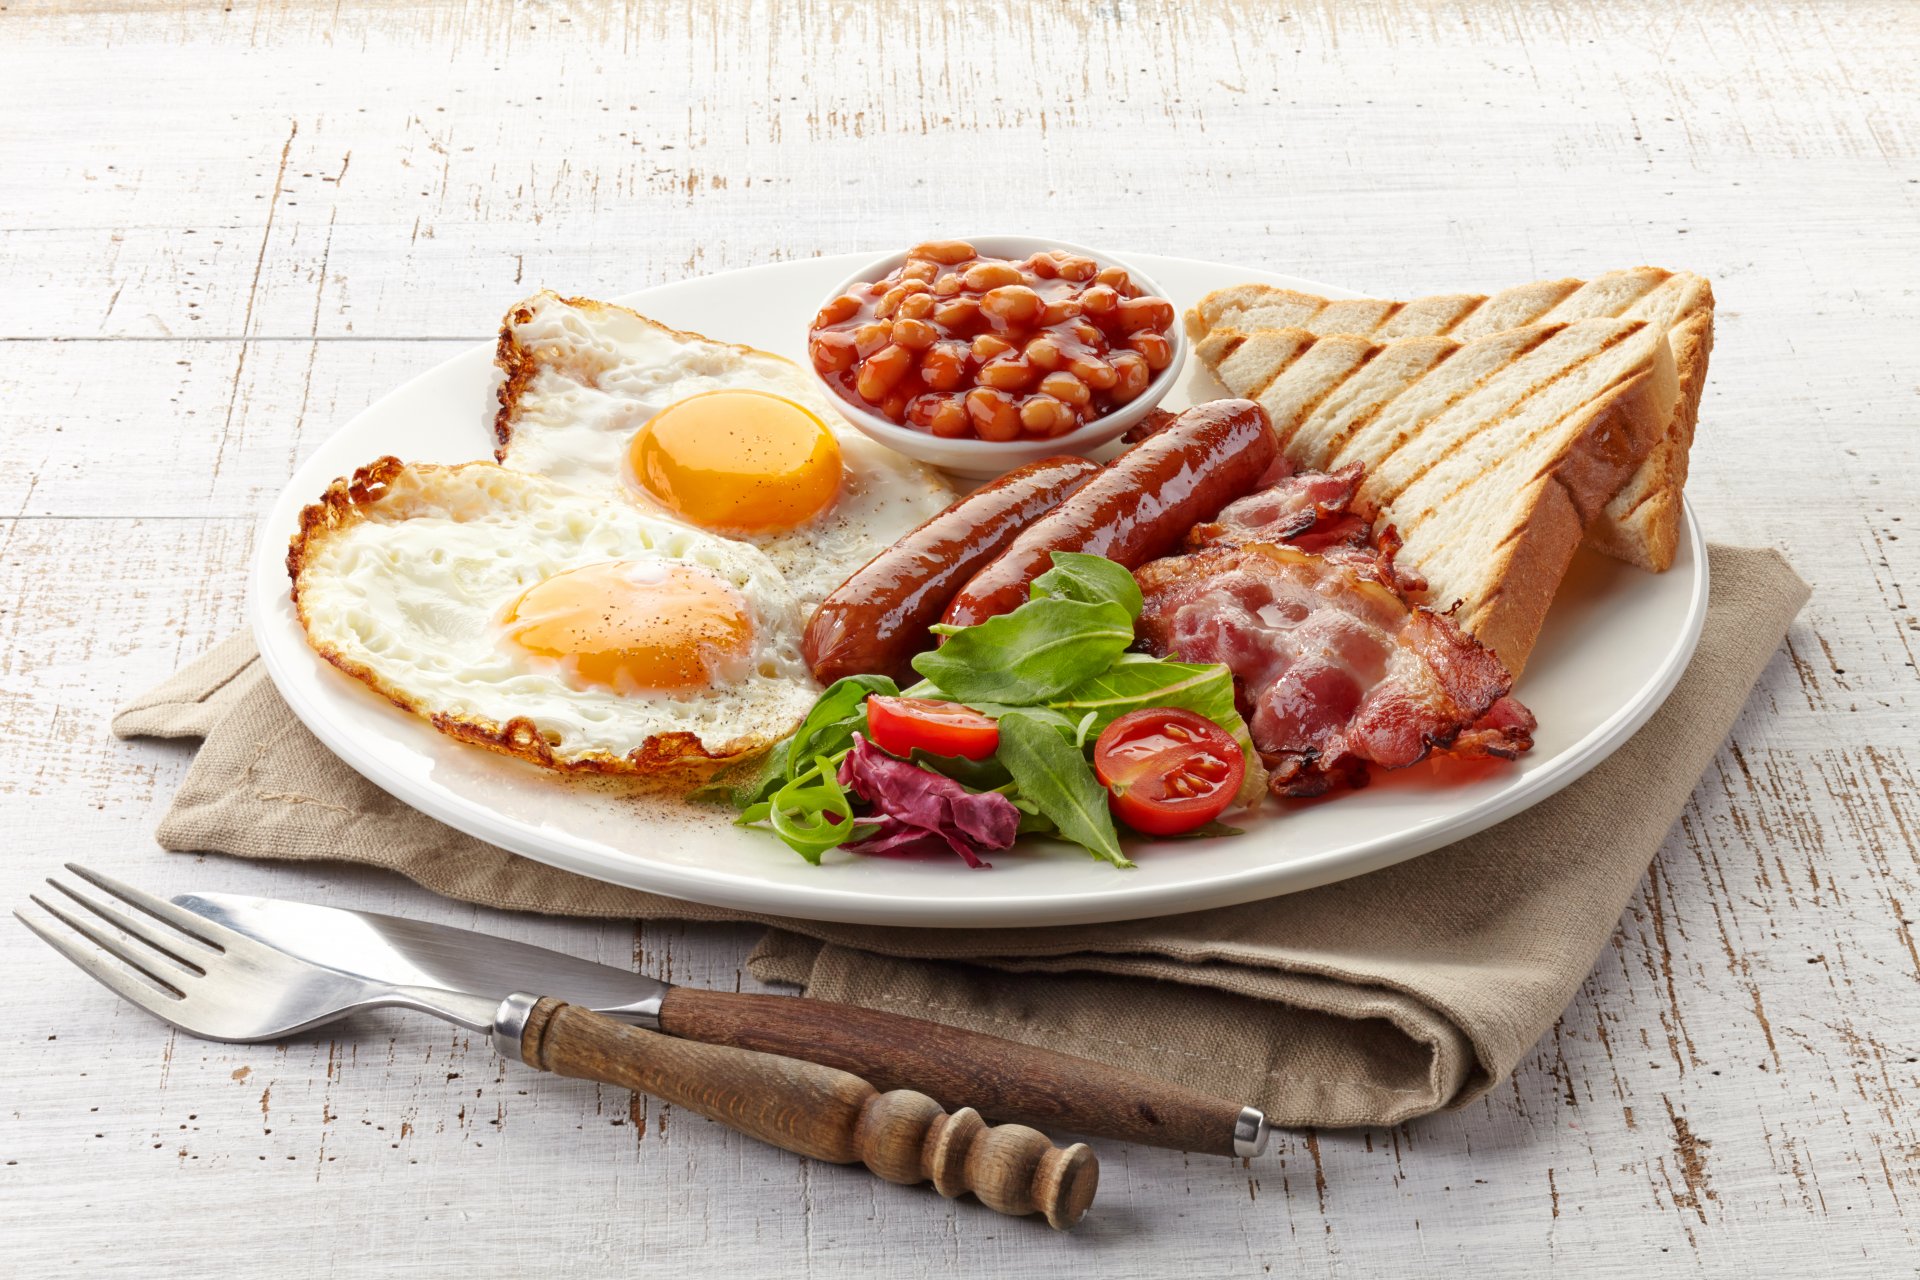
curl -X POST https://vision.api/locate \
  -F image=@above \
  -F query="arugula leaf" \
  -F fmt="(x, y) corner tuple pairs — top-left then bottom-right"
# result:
(994, 710), (1132, 868)
(1030, 551), (1144, 617)
(1051, 654), (1266, 808)
(1051, 652), (1232, 726)
(911, 597), (1134, 704)
(788, 674), (898, 765)
(908, 747), (1013, 792)
(1001, 705), (1083, 738)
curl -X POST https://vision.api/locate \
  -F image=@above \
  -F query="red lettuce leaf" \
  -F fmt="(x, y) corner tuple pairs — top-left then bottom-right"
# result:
(836, 734), (1018, 869)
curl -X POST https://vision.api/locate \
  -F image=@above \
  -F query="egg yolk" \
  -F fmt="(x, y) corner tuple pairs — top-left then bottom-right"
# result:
(501, 562), (754, 694)
(626, 389), (842, 534)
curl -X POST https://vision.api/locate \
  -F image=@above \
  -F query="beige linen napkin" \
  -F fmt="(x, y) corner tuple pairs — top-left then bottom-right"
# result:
(115, 545), (1807, 1127)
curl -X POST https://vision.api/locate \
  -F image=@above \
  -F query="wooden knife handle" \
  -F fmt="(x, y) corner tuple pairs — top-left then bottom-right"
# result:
(658, 986), (1257, 1156)
(518, 997), (1097, 1229)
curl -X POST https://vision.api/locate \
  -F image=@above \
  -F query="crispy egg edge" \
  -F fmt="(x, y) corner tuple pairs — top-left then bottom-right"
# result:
(286, 455), (790, 786)
(492, 291), (827, 464)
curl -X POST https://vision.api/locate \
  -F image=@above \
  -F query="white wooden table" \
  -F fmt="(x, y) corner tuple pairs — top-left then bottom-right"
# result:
(3, 2), (1916, 1274)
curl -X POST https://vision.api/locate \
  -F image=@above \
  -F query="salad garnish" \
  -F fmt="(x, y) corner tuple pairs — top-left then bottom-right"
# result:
(698, 552), (1263, 868)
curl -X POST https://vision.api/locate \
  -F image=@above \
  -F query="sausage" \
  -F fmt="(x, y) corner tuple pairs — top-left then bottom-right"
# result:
(803, 455), (1104, 684)
(942, 399), (1277, 628)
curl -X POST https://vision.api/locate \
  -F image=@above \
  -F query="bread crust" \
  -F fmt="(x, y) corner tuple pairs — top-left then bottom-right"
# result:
(1190, 317), (1677, 673)
(1189, 270), (1713, 575)
(1461, 333), (1678, 669)
(1584, 289), (1714, 570)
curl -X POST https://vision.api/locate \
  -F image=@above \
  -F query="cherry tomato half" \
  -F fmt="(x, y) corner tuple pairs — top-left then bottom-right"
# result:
(1092, 708), (1246, 836)
(865, 695), (1001, 761)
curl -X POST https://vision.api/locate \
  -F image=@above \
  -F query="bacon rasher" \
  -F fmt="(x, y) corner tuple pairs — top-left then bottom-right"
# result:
(1185, 462), (1429, 597)
(1136, 531), (1535, 799)
(1187, 462), (1365, 548)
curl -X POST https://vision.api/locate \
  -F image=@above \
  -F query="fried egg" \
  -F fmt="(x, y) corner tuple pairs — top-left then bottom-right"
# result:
(493, 292), (955, 609)
(290, 458), (819, 778)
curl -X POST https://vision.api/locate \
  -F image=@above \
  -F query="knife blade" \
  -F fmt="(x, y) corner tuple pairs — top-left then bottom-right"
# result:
(172, 890), (1269, 1157)
(173, 891), (668, 1026)
(22, 865), (1098, 1225)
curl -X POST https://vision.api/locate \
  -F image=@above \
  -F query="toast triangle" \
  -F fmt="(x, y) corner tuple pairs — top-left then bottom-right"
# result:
(1193, 317), (1680, 672)
(1189, 269), (1713, 572)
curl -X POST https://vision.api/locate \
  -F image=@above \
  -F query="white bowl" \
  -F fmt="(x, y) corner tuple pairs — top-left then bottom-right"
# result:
(804, 235), (1188, 477)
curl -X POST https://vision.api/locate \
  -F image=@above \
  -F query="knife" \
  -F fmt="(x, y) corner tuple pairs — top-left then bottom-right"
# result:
(173, 890), (1270, 1157)
(20, 864), (1097, 1227)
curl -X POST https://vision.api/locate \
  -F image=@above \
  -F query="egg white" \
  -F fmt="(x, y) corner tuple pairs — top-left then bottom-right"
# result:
(493, 292), (956, 609)
(290, 458), (820, 777)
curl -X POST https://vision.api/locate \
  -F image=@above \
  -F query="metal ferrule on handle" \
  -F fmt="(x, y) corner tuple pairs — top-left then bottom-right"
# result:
(1234, 1106), (1271, 1157)
(491, 991), (543, 1062)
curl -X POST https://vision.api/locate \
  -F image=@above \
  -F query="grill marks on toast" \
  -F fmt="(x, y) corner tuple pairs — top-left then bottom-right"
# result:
(1337, 328), (1567, 512)
(1406, 327), (1661, 620)
(1449, 280), (1582, 338)
(1218, 329), (1320, 409)
(1193, 314), (1673, 671)
(1384, 322), (1644, 527)
(1287, 335), (1452, 462)
(1252, 334), (1384, 448)
(1426, 330), (1648, 520)
(1189, 268), (1713, 573)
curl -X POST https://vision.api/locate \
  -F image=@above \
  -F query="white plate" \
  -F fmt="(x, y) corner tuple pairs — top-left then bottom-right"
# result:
(250, 252), (1708, 927)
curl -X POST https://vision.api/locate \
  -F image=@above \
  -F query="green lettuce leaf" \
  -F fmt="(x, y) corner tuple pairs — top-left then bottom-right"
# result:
(994, 709), (1131, 868)
(1030, 551), (1144, 616)
(911, 597), (1134, 704)
(748, 756), (860, 865)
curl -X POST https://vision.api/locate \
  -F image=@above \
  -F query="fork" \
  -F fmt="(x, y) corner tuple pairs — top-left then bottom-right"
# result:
(17, 864), (1099, 1228)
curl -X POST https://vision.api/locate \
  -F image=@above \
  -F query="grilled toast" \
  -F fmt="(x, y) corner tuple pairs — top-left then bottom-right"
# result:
(1192, 317), (1680, 672)
(1188, 269), (1713, 572)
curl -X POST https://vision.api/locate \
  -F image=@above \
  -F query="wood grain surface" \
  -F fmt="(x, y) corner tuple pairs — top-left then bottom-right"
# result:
(658, 986), (1252, 1154)
(1, 1), (1916, 1275)
(522, 998), (1098, 1228)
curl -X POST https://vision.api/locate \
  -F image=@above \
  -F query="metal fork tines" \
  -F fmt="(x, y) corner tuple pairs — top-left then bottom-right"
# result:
(18, 863), (235, 1007)
(19, 863), (503, 1043)
(16, 859), (263, 1028)
(20, 864), (333, 1042)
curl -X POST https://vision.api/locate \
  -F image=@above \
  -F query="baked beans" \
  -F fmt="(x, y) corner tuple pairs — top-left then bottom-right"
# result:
(808, 241), (1177, 442)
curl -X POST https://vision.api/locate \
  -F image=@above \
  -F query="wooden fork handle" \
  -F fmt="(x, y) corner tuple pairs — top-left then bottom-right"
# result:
(658, 986), (1262, 1156)
(515, 997), (1098, 1229)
